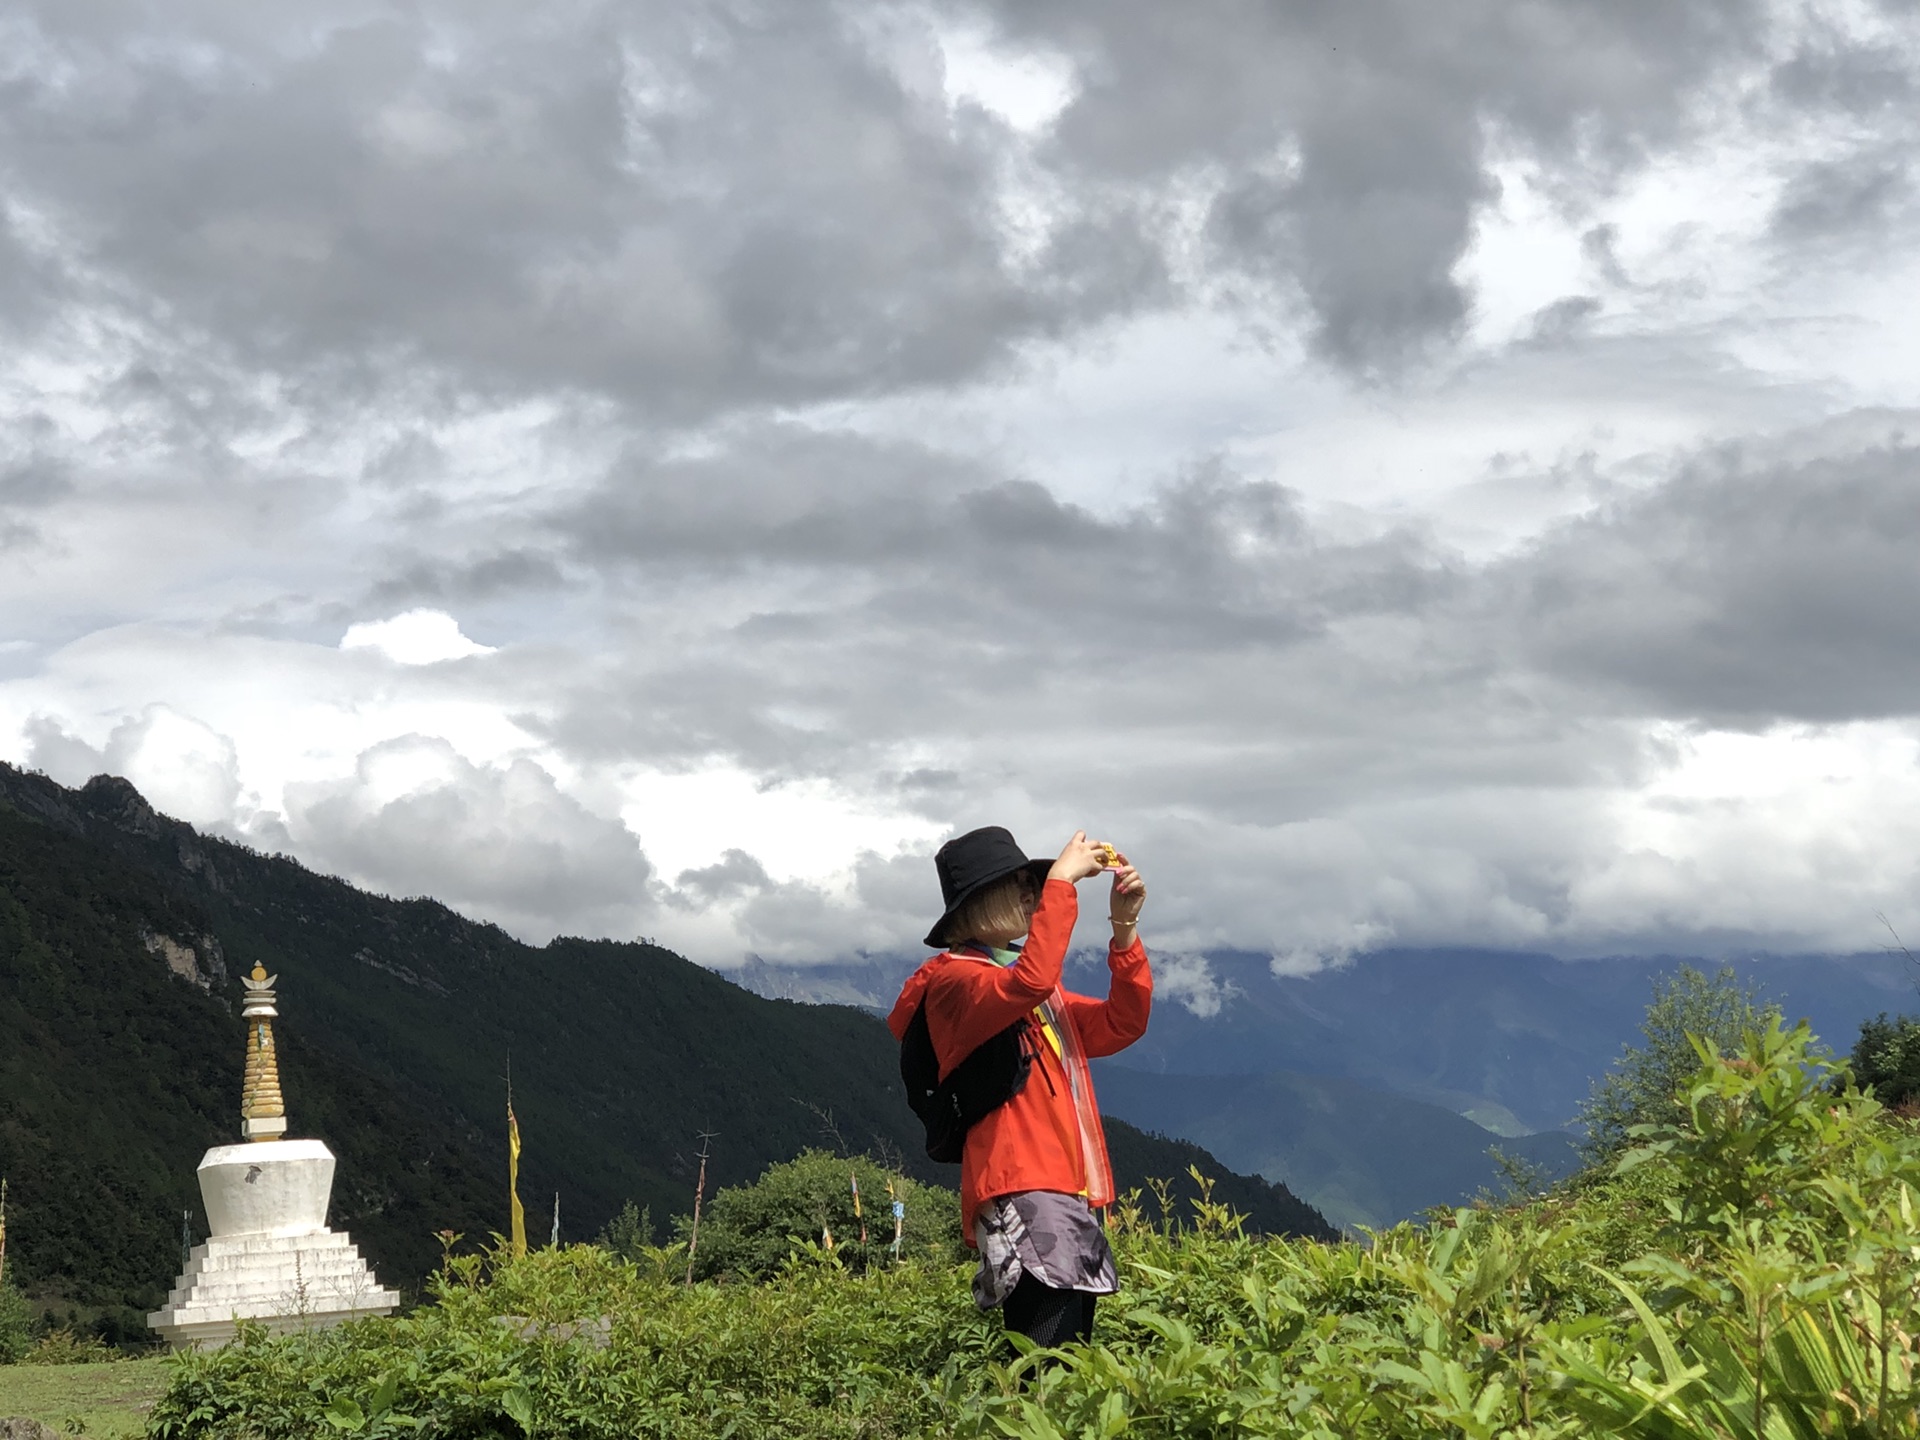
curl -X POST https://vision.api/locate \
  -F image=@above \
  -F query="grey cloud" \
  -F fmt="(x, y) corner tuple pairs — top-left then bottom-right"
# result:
(22, 714), (107, 787)
(286, 736), (652, 941)
(657, 845), (932, 960)
(1506, 420), (1920, 722)
(1772, 37), (1915, 113)
(993, 0), (1770, 368)
(562, 427), (1441, 637)
(2, 0), (1853, 407)
(363, 549), (569, 609)
(1772, 156), (1911, 242)
(673, 847), (773, 902)
(0, 457), (75, 509)
(526, 409), (1920, 877)
(532, 427), (1471, 788)
(1, 0), (1154, 415)
(1525, 295), (1602, 344)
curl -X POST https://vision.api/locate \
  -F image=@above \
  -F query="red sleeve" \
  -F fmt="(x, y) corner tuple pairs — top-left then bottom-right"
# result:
(924, 879), (1078, 1076)
(1060, 936), (1152, 1058)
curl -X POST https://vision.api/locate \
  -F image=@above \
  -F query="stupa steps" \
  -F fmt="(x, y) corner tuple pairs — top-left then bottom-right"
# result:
(164, 1273), (395, 1307)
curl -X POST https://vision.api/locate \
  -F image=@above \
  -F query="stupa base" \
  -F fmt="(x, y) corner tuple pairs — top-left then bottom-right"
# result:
(147, 1230), (400, 1350)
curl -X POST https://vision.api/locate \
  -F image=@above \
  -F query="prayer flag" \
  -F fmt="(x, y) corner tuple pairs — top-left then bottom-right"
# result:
(508, 1101), (527, 1258)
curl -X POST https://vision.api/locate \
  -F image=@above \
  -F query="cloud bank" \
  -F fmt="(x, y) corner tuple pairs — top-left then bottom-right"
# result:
(3, 0), (1919, 968)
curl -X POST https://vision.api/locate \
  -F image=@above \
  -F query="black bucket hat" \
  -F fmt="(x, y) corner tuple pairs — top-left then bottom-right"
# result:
(924, 826), (1053, 949)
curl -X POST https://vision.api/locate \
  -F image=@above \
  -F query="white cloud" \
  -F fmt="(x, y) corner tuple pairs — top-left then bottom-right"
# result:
(340, 610), (496, 666)
(936, 24), (1077, 134)
(100, 705), (243, 827)
(1152, 952), (1233, 1018)
(284, 736), (650, 942)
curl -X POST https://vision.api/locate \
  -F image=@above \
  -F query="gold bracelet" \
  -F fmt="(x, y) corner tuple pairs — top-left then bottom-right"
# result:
(1110, 918), (1136, 928)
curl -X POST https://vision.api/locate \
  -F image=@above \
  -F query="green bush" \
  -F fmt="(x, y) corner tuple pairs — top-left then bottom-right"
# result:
(1578, 963), (1779, 1161)
(1851, 1011), (1920, 1108)
(592, 1199), (654, 1262)
(20, 1326), (120, 1365)
(149, 1242), (998, 1439)
(149, 1022), (1920, 1439)
(961, 1019), (1920, 1439)
(0, 1276), (33, 1364)
(679, 1148), (965, 1282)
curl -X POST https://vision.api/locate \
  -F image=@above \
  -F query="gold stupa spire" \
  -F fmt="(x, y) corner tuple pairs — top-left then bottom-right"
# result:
(239, 964), (288, 1142)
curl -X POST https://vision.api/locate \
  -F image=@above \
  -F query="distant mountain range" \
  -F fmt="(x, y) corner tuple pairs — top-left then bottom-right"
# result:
(0, 765), (1330, 1329)
(742, 942), (1919, 1229)
(1092, 1065), (1578, 1231)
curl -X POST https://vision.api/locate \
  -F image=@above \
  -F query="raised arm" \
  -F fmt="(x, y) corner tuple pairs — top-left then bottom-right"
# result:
(1061, 936), (1153, 1057)
(1062, 850), (1151, 1056)
(925, 878), (1078, 1059)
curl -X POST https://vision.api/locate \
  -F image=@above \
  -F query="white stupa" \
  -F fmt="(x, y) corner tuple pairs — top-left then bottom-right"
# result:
(148, 965), (400, 1348)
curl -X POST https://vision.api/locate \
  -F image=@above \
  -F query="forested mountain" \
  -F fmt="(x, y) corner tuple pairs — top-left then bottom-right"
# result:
(0, 764), (1330, 1334)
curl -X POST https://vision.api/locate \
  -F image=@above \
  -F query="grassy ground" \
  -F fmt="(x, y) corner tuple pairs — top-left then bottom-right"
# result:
(0, 1358), (170, 1438)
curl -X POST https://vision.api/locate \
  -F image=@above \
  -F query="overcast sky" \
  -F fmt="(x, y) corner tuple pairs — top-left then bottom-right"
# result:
(4, 0), (1920, 972)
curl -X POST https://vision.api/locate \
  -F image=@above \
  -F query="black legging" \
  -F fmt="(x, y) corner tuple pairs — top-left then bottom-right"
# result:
(1002, 1271), (1096, 1348)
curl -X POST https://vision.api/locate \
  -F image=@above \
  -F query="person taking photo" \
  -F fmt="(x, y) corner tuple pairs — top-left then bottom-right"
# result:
(888, 826), (1151, 1349)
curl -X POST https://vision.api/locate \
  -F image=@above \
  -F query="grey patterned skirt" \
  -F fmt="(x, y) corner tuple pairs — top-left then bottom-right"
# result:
(972, 1190), (1119, 1309)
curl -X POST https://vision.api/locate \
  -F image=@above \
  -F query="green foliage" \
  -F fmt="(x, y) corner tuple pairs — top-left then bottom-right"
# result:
(593, 1201), (653, 1260)
(1851, 1011), (1920, 1108)
(679, 1149), (965, 1282)
(148, 1242), (1002, 1440)
(21, 1325), (122, 1365)
(1578, 963), (1780, 1161)
(0, 1276), (34, 1363)
(956, 1019), (1920, 1439)
(148, 1018), (1920, 1438)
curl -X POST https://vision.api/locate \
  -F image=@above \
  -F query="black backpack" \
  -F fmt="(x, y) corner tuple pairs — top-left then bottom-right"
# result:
(899, 1002), (1033, 1163)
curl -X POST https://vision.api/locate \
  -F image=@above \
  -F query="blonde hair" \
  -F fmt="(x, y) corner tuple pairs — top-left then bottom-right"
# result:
(943, 871), (1038, 947)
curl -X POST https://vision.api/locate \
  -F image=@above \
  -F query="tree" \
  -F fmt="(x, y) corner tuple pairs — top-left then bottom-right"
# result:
(1849, 1012), (1920, 1109)
(674, 1150), (965, 1282)
(1578, 965), (1779, 1162)
(0, 1277), (33, 1364)
(594, 1200), (654, 1261)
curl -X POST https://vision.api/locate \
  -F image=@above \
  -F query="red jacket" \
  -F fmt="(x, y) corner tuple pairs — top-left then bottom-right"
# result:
(887, 878), (1152, 1243)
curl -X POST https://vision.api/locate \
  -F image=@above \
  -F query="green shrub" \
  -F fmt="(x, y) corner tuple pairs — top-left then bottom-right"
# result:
(958, 1020), (1920, 1439)
(149, 1021), (1920, 1439)
(678, 1149), (965, 1282)
(21, 1326), (120, 1365)
(593, 1200), (653, 1260)
(1851, 1011), (1920, 1108)
(0, 1276), (33, 1364)
(1578, 963), (1779, 1161)
(149, 1242), (997, 1439)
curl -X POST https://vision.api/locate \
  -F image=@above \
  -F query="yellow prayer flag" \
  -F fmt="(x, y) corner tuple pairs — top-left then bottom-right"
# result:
(508, 1103), (527, 1259)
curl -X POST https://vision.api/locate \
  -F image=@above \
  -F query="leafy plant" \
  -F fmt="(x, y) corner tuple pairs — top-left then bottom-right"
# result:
(1579, 963), (1780, 1161)
(145, 1009), (1920, 1439)
(676, 1148), (965, 1282)
(1851, 1011), (1920, 1109)
(593, 1201), (653, 1261)
(20, 1326), (120, 1366)
(0, 1276), (33, 1364)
